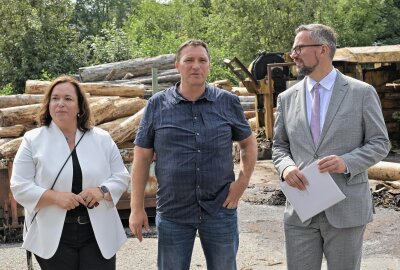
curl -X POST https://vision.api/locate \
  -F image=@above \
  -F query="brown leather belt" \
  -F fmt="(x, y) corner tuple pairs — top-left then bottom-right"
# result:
(64, 216), (90, 225)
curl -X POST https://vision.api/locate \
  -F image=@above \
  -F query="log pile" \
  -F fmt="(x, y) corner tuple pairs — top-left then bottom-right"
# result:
(0, 56), (257, 161)
(0, 55), (183, 160)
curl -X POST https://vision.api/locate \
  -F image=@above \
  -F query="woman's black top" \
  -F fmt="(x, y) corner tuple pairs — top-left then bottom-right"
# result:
(65, 149), (89, 218)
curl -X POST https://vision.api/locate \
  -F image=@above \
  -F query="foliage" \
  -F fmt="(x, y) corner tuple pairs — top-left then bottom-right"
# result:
(376, 0), (400, 45)
(206, 0), (332, 64)
(125, 0), (207, 58)
(331, 0), (385, 47)
(0, 83), (14, 96)
(83, 20), (131, 65)
(70, 0), (140, 39)
(0, 0), (86, 93)
(0, 0), (399, 93)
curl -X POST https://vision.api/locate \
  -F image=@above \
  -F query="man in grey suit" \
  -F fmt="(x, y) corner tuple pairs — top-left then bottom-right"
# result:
(272, 24), (391, 270)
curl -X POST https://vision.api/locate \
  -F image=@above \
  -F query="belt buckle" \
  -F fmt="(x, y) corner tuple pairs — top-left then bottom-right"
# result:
(77, 216), (89, 225)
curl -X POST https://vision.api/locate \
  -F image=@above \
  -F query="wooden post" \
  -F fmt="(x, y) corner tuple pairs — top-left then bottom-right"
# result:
(152, 68), (158, 95)
(256, 79), (274, 140)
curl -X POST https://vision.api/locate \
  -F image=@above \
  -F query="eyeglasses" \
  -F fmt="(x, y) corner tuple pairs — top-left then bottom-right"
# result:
(290, 44), (323, 55)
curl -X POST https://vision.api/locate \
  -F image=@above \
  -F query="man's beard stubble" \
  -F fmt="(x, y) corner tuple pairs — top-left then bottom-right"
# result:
(297, 55), (320, 76)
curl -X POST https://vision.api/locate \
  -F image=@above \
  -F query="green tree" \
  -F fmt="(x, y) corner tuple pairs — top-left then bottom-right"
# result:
(376, 0), (400, 44)
(331, 0), (385, 47)
(84, 20), (131, 65)
(206, 0), (335, 67)
(125, 0), (206, 58)
(71, 0), (141, 39)
(0, 0), (86, 93)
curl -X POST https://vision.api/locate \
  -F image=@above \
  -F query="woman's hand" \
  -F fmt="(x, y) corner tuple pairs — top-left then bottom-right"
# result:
(79, 187), (104, 209)
(53, 192), (86, 210)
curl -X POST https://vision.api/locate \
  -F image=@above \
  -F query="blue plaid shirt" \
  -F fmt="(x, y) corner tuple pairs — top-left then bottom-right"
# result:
(134, 83), (252, 223)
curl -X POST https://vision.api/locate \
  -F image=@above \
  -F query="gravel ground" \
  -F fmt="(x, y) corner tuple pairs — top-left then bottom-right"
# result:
(1, 203), (400, 270)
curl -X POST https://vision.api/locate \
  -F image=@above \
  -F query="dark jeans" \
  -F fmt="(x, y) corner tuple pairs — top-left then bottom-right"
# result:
(35, 222), (116, 270)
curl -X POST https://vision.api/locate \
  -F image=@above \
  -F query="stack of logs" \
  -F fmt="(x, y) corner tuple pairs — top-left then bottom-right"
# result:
(0, 54), (257, 163)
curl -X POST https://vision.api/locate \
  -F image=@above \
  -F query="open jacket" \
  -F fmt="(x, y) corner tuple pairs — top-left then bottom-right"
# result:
(272, 71), (391, 228)
(11, 122), (130, 259)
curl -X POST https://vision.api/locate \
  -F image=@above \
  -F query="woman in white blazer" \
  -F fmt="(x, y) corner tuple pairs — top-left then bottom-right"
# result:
(10, 75), (130, 270)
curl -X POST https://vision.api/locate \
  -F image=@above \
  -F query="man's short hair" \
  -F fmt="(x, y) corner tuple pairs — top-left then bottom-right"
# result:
(176, 39), (210, 61)
(295, 24), (337, 59)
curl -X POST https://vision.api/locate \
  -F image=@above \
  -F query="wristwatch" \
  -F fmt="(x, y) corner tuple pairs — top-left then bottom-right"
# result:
(98, 185), (109, 198)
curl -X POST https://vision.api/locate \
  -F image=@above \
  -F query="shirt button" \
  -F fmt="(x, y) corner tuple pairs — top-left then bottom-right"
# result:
(314, 154), (318, 159)
(196, 133), (199, 136)
(197, 185), (200, 188)
(197, 168), (200, 171)
(194, 116), (198, 120)
(197, 149), (201, 153)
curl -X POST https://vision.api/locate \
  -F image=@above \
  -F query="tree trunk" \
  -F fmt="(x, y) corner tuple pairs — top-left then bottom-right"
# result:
(109, 108), (145, 145)
(368, 161), (400, 181)
(0, 138), (13, 148)
(0, 125), (25, 138)
(0, 137), (23, 159)
(239, 96), (255, 102)
(0, 94), (43, 109)
(248, 117), (257, 131)
(79, 82), (145, 97)
(210, 79), (233, 91)
(244, 111), (256, 119)
(25, 80), (145, 98)
(241, 102), (255, 110)
(232, 87), (252, 96)
(90, 98), (118, 125)
(90, 97), (147, 125)
(123, 73), (181, 85)
(97, 117), (129, 132)
(0, 104), (41, 127)
(78, 54), (176, 82)
(104, 98), (147, 123)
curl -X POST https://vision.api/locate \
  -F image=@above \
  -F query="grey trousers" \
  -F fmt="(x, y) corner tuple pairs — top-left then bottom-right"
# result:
(284, 212), (366, 270)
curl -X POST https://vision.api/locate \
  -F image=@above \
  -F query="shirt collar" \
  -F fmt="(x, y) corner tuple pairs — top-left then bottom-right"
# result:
(307, 68), (337, 92)
(171, 82), (216, 104)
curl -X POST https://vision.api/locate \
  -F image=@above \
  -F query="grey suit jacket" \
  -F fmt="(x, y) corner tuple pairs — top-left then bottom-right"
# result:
(272, 70), (391, 228)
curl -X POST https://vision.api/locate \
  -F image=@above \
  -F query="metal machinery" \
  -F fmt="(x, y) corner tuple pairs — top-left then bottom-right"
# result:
(225, 45), (400, 159)
(224, 52), (296, 159)
(0, 160), (23, 243)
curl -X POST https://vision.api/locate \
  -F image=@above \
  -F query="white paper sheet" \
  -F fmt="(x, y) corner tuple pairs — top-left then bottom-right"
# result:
(280, 161), (346, 222)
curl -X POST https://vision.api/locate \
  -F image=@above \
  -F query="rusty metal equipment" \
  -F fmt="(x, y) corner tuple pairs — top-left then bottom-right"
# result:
(0, 159), (23, 243)
(226, 45), (400, 159)
(225, 54), (295, 159)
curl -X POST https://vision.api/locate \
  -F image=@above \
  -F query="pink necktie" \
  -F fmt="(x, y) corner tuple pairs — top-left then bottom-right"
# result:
(310, 83), (320, 146)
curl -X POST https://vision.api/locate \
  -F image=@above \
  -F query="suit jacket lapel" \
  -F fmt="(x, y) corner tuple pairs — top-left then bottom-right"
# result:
(295, 79), (316, 147)
(318, 71), (348, 147)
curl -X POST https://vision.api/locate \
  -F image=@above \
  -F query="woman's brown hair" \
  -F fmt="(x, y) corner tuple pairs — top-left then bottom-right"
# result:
(38, 75), (93, 131)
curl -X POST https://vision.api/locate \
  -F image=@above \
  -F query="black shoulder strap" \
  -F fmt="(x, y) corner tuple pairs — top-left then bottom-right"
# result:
(27, 131), (87, 227)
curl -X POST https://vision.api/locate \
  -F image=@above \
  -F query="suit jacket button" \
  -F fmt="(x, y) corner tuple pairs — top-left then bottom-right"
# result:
(314, 154), (318, 159)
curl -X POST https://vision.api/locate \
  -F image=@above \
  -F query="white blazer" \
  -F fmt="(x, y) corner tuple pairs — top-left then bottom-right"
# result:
(10, 122), (130, 259)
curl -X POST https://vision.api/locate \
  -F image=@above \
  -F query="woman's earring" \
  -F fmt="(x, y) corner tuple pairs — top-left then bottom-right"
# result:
(77, 113), (80, 118)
